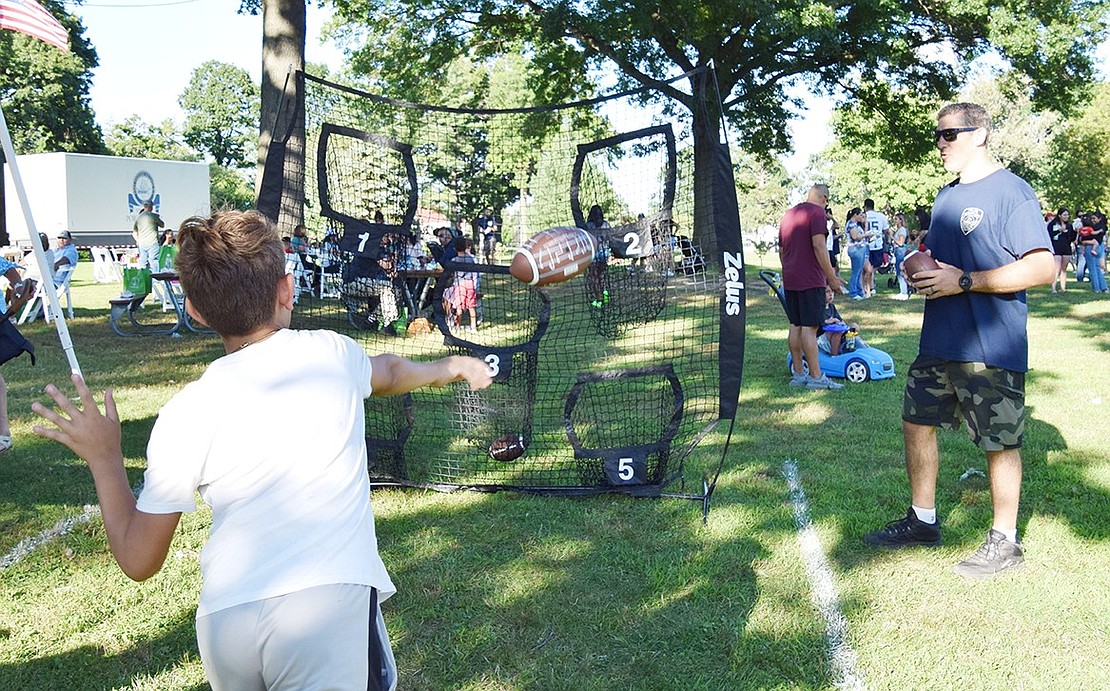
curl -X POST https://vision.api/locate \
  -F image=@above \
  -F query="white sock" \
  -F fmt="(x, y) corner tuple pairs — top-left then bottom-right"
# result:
(911, 505), (937, 524)
(992, 526), (1018, 543)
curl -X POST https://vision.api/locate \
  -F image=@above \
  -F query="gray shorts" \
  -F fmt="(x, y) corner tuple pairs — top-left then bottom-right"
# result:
(902, 356), (1025, 451)
(196, 584), (396, 691)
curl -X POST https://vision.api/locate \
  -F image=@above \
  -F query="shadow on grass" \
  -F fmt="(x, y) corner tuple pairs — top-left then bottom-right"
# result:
(0, 615), (205, 691)
(374, 482), (832, 689)
(0, 413), (158, 556)
(741, 267), (1110, 567)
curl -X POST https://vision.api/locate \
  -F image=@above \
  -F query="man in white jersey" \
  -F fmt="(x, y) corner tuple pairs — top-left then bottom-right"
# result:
(32, 211), (493, 690)
(863, 198), (889, 296)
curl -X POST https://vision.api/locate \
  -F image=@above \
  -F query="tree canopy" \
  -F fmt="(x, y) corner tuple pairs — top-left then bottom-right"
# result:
(105, 116), (199, 162)
(179, 60), (260, 168)
(0, 0), (102, 154)
(326, 0), (1107, 159)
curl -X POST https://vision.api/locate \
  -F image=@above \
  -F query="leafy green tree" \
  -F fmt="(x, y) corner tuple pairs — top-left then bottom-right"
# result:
(0, 0), (102, 154)
(210, 163), (257, 211)
(105, 116), (199, 161)
(179, 61), (260, 168)
(733, 151), (791, 232)
(523, 118), (626, 234)
(1041, 82), (1110, 212)
(807, 135), (949, 218)
(326, 0), (1107, 257)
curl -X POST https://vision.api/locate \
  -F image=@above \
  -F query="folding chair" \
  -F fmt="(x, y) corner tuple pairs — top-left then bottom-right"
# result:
(91, 247), (123, 283)
(317, 247), (343, 299)
(285, 254), (314, 303)
(18, 265), (74, 323)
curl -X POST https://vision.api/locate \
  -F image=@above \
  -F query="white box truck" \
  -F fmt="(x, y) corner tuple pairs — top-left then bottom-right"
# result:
(3, 153), (210, 247)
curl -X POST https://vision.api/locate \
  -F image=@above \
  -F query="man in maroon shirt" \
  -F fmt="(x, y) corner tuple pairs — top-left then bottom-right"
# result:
(778, 184), (846, 390)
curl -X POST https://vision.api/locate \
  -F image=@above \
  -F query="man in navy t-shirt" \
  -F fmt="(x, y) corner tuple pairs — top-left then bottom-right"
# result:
(778, 183), (847, 390)
(864, 103), (1054, 579)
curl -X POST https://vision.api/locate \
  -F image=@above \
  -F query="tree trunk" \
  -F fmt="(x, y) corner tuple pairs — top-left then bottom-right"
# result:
(689, 70), (724, 262)
(255, 0), (305, 227)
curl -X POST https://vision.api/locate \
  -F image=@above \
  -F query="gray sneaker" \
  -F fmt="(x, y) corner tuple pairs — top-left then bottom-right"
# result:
(789, 372), (808, 387)
(952, 529), (1024, 580)
(806, 374), (844, 390)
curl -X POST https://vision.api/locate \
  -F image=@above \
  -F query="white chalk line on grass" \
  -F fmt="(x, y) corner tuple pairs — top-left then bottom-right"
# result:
(0, 504), (101, 569)
(0, 480), (142, 570)
(783, 459), (866, 691)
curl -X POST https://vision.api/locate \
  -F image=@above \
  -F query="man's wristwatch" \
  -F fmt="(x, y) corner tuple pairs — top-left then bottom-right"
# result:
(959, 271), (973, 293)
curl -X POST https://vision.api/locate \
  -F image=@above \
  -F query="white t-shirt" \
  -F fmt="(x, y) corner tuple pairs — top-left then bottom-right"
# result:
(137, 329), (395, 617)
(865, 210), (889, 251)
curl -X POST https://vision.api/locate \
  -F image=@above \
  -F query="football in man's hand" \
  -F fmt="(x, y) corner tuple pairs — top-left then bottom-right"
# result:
(488, 434), (526, 462)
(902, 250), (939, 278)
(510, 227), (595, 286)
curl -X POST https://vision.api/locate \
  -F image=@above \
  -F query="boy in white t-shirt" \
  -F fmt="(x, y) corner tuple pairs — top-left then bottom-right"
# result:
(31, 211), (493, 691)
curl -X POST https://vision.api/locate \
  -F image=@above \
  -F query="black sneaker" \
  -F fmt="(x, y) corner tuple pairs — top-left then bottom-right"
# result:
(952, 529), (1024, 580)
(863, 508), (942, 548)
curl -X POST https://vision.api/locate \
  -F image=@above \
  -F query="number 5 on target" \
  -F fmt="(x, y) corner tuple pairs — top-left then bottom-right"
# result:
(604, 454), (646, 485)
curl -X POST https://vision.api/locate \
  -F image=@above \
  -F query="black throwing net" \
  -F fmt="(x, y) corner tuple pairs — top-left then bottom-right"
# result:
(258, 69), (745, 498)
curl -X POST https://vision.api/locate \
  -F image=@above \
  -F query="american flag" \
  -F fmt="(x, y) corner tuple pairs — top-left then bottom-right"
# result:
(0, 0), (69, 51)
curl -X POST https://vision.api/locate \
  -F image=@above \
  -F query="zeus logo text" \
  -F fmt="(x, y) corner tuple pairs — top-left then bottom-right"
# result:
(723, 252), (744, 316)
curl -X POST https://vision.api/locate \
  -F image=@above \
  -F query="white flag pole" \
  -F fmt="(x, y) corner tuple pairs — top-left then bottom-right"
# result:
(0, 103), (83, 377)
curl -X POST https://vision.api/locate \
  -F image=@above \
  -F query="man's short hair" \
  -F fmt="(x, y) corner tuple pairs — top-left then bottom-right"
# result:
(175, 211), (285, 337)
(938, 102), (992, 134)
(142, 201), (153, 210)
(863, 198), (875, 210)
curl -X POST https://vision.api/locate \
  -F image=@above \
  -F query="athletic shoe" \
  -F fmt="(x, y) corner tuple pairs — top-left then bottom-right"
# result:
(891, 293), (909, 301)
(789, 372), (808, 387)
(851, 295), (865, 301)
(863, 508), (942, 548)
(0, 435), (11, 454)
(805, 374), (843, 390)
(952, 529), (1024, 579)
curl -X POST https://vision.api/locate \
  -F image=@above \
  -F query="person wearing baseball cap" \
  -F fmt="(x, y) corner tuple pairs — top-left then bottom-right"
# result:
(53, 231), (79, 288)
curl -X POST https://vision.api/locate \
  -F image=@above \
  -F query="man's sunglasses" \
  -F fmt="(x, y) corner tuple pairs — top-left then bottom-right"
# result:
(933, 126), (978, 142)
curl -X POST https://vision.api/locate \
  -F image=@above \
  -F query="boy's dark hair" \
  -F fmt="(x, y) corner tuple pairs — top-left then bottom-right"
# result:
(454, 236), (469, 252)
(176, 211), (285, 337)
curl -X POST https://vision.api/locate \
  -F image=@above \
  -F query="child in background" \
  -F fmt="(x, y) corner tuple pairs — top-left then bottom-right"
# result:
(31, 210), (493, 691)
(817, 285), (865, 355)
(449, 237), (480, 331)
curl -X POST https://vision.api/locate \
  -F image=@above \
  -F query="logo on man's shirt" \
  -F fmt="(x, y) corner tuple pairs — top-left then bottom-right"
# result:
(960, 208), (984, 235)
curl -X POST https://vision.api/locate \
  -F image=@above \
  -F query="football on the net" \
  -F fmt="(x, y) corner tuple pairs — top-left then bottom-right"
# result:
(488, 434), (526, 462)
(902, 250), (939, 278)
(510, 227), (595, 286)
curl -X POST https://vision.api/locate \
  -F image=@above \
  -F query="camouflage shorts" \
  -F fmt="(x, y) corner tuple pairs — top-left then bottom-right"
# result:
(902, 356), (1025, 451)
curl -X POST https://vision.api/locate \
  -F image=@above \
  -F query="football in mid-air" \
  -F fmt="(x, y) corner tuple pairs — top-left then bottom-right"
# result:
(902, 250), (939, 278)
(510, 227), (595, 286)
(488, 434), (527, 462)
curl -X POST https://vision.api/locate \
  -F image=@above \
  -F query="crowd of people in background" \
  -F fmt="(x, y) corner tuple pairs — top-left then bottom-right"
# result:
(822, 198), (1106, 300)
(1045, 207), (1107, 294)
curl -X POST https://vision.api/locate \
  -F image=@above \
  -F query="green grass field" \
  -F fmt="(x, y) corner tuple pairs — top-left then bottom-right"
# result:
(1, 260), (1108, 690)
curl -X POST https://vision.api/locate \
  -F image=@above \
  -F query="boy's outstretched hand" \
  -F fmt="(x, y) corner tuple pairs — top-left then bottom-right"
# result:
(449, 355), (495, 390)
(32, 374), (123, 469)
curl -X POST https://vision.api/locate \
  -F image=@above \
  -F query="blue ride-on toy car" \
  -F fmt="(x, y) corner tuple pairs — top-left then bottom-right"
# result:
(760, 270), (896, 383)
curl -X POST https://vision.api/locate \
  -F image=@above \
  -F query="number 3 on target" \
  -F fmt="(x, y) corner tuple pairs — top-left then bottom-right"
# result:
(485, 353), (500, 377)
